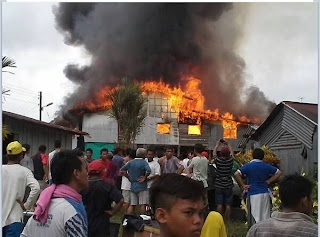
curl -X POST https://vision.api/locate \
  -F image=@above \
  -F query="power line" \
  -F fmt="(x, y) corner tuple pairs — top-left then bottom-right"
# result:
(6, 97), (38, 105)
(2, 83), (38, 94)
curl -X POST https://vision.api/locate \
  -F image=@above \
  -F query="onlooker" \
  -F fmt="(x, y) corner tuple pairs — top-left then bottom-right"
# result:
(20, 143), (34, 172)
(158, 147), (183, 174)
(121, 148), (151, 214)
(207, 154), (217, 211)
(213, 139), (234, 221)
(112, 147), (124, 190)
(85, 148), (94, 163)
(146, 148), (161, 213)
(2, 141), (40, 237)
(150, 173), (206, 237)
(246, 175), (317, 237)
(182, 151), (193, 169)
(234, 148), (282, 226)
(82, 160), (124, 237)
(188, 144), (208, 189)
(21, 150), (89, 237)
(98, 148), (117, 184)
(48, 140), (62, 184)
(32, 145), (49, 191)
(200, 211), (227, 237)
(121, 149), (135, 213)
(107, 152), (118, 185)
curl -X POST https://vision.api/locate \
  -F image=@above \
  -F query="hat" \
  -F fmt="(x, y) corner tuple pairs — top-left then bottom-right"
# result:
(88, 160), (105, 174)
(7, 141), (26, 155)
(220, 147), (230, 156)
(201, 151), (209, 158)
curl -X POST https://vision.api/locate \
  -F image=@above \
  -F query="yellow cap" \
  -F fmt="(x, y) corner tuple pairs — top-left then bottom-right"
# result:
(6, 141), (26, 155)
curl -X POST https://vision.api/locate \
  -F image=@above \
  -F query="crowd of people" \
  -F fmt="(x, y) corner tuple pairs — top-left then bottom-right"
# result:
(2, 139), (318, 237)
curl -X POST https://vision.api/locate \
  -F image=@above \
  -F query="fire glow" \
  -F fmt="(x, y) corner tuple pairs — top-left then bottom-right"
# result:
(157, 123), (170, 134)
(72, 77), (259, 139)
(188, 125), (201, 135)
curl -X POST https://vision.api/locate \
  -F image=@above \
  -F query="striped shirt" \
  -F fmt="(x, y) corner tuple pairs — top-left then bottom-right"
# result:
(214, 155), (234, 189)
(246, 211), (318, 237)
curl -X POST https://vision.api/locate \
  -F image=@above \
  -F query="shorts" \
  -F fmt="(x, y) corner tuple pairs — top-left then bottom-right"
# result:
(215, 187), (233, 206)
(130, 190), (149, 205)
(122, 190), (131, 203)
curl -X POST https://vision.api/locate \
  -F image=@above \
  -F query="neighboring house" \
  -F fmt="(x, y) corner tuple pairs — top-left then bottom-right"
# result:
(2, 111), (88, 155)
(250, 101), (317, 176)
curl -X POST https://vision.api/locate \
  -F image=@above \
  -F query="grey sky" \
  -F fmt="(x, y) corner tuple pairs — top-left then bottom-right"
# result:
(2, 2), (318, 122)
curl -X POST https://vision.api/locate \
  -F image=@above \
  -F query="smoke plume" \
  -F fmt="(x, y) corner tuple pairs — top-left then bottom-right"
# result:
(53, 3), (275, 123)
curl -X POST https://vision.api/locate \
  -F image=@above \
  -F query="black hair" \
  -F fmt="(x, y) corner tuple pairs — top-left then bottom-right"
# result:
(100, 148), (108, 154)
(22, 144), (30, 153)
(7, 153), (22, 162)
(51, 150), (83, 185)
(129, 149), (136, 159)
(114, 147), (122, 155)
(150, 173), (206, 212)
(73, 148), (84, 157)
(125, 148), (132, 156)
(147, 148), (155, 154)
(86, 148), (93, 153)
(165, 146), (174, 152)
(54, 140), (61, 148)
(194, 143), (205, 153)
(253, 148), (264, 160)
(279, 175), (313, 209)
(39, 145), (46, 153)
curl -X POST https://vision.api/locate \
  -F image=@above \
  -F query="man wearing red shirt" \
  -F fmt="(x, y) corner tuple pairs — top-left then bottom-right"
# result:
(32, 145), (49, 191)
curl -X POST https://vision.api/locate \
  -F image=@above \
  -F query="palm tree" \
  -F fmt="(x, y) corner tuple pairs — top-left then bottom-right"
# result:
(2, 56), (16, 74)
(108, 78), (147, 148)
(2, 56), (15, 139)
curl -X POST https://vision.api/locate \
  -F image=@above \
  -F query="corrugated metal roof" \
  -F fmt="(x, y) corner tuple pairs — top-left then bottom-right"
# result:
(283, 101), (317, 124)
(3, 111), (88, 135)
(252, 101), (318, 140)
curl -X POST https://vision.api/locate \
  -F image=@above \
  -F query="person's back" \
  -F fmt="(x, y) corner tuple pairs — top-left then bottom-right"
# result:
(20, 144), (34, 172)
(21, 150), (89, 237)
(201, 211), (227, 237)
(123, 158), (150, 192)
(32, 152), (45, 180)
(246, 175), (317, 237)
(189, 144), (208, 188)
(2, 141), (40, 237)
(48, 140), (62, 183)
(82, 160), (123, 237)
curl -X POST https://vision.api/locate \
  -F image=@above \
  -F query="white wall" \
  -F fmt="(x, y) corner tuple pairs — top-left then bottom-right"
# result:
(83, 112), (118, 143)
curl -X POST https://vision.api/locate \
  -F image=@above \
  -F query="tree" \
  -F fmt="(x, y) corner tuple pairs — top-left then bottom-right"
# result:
(108, 78), (147, 148)
(2, 56), (15, 139)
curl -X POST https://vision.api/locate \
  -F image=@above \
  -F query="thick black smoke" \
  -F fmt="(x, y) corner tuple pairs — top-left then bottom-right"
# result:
(53, 3), (275, 123)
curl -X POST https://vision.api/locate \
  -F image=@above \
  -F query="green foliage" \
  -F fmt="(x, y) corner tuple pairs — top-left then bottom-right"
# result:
(108, 78), (147, 148)
(2, 125), (11, 141)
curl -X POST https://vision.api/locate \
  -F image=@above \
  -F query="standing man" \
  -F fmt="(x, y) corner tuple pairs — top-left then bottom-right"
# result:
(234, 148), (282, 227)
(188, 144), (208, 190)
(3, 141), (40, 237)
(121, 148), (151, 214)
(85, 148), (94, 164)
(112, 147), (124, 190)
(20, 144), (34, 173)
(82, 160), (124, 237)
(159, 147), (184, 174)
(246, 175), (317, 237)
(21, 150), (89, 237)
(213, 139), (234, 222)
(32, 145), (49, 191)
(121, 149), (135, 213)
(48, 140), (62, 184)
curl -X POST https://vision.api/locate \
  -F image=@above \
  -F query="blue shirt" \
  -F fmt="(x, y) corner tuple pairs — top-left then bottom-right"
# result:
(121, 158), (151, 193)
(112, 155), (124, 171)
(238, 160), (278, 196)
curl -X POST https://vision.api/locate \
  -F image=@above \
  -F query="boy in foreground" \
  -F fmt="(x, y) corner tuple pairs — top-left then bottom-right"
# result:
(150, 173), (207, 237)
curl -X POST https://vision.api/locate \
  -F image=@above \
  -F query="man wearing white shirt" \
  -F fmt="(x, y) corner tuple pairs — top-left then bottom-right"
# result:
(146, 149), (161, 188)
(48, 140), (61, 184)
(2, 141), (40, 237)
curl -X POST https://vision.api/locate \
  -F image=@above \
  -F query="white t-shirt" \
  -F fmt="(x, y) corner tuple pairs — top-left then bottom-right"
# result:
(147, 160), (161, 188)
(48, 149), (59, 180)
(2, 164), (40, 227)
(121, 175), (131, 191)
(188, 156), (208, 188)
(182, 158), (190, 169)
(21, 198), (87, 237)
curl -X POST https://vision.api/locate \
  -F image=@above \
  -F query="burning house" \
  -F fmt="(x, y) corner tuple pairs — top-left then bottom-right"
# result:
(52, 3), (276, 157)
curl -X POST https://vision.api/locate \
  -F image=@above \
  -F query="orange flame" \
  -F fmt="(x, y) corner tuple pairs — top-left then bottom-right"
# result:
(188, 125), (201, 135)
(157, 123), (170, 134)
(72, 77), (259, 135)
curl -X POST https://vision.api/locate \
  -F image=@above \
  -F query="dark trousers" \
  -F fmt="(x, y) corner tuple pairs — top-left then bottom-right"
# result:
(207, 189), (216, 211)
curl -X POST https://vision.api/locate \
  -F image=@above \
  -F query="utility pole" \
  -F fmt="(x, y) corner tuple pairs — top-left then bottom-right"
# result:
(39, 91), (42, 121)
